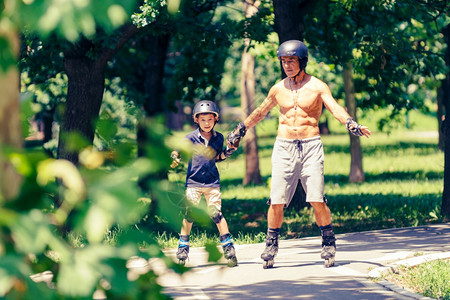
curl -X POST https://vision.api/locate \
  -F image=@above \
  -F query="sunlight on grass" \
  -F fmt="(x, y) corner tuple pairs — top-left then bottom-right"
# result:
(384, 260), (450, 300)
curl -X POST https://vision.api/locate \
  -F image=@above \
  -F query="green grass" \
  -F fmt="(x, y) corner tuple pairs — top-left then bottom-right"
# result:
(156, 110), (446, 247)
(384, 259), (450, 300)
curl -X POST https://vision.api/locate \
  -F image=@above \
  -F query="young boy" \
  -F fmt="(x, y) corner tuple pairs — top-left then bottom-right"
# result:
(170, 100), (239, 267)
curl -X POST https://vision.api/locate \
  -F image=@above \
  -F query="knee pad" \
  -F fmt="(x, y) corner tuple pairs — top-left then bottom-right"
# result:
(184, 207), (195, 223)
(208, 206), (223, 224)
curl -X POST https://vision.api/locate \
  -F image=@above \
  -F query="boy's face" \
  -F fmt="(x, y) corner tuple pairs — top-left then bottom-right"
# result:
(195, 113), (217, 133)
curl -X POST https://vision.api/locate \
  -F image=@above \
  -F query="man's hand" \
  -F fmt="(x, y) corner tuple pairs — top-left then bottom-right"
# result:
(346, 118), (371, 138)
(170, 150), (181, 168)
(227, 122), (247, 147)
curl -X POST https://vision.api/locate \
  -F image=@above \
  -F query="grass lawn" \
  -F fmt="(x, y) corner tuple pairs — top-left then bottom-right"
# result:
(383, 259), (450, 300)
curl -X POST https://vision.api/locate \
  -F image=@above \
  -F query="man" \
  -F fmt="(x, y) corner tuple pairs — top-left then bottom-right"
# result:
(227, 40), (370, 268)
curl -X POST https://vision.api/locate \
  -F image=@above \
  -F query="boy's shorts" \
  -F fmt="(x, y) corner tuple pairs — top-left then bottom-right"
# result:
(270, 136), (325, 207)
(186, 187), (221, 211)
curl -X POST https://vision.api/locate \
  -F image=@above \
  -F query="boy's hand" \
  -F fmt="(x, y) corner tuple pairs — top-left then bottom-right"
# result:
(170, 151), (180, 168)
(223, 142), (237, 158)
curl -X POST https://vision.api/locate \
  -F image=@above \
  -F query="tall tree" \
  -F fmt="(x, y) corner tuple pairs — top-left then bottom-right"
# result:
(441, 23), (450, 216)
(344, 62), (364, 182)
(241, 0), (263, 185)
(58, 25), (139, 163)
(272, 0), (318, 208)
(0, 29), (22, 201)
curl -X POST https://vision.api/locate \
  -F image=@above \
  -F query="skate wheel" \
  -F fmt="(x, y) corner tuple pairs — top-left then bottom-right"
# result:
(263, 260), (274, 269)
(178, 259), (186, 266)
(324, 257), (335, 268)
(227, 257), (238, 267)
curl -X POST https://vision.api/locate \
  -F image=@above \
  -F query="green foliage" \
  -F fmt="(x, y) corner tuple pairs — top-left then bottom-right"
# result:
(304, 0), (448, 127)
(0, 118), (205, 298)
(14, 0), (138, 41)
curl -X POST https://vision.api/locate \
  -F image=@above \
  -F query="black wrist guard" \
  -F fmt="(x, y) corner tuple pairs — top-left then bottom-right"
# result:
(227, 122), (247, 147)
(346, 118), (363, 136)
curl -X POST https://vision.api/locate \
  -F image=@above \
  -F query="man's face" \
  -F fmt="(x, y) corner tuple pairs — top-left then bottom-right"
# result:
(280, 56), (300, 78)
(195, 113), (217, 132)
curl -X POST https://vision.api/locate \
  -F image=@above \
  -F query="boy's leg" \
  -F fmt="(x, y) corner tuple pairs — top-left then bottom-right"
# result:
(219, 231), (238, 267)
(204, 187), (238, 267)
(180, 218), (193, 236)
(176, 233), (190, 264)
(177, 187), (202, 264)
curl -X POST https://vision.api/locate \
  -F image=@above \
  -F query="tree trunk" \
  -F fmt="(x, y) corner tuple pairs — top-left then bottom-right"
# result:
(143, 34), (170, 117)
(273, 0), (305, 42)
(441, 23), (450, 216)
(58, 40), (106, 164)
(57, 25), (139, 164)
(273, 0), (316, 209)
(241, 0), (262, 186)
(343, 62), (364, 183)
(0, 30), (22, 200)
(437, 87), (444, 151)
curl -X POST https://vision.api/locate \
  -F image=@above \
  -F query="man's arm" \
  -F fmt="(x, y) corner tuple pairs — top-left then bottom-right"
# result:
(243, 92), (278, 129)
(321, 83), (371, 138)
(227, 89), (278, 146)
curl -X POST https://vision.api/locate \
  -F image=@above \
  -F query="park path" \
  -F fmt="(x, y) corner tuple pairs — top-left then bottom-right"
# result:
(149, 223), (450, 300)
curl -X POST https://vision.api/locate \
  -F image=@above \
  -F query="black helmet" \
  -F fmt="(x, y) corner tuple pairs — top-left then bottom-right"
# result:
(192, 100), (219, 119)
(277, 40), (308, 60)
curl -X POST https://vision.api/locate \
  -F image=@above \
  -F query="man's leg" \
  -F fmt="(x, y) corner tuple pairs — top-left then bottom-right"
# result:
(267, 204), (284, 228)
(309, 202), (331, 227)
(310, 202), (336, 267)
(261, 204), (284, 268)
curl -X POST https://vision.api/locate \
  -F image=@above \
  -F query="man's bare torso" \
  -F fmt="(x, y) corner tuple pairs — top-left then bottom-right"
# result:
(274, 74), (323, 139)
(243, 71), (350, 139)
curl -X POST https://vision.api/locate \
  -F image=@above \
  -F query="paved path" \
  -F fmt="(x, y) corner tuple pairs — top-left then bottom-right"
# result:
(151, 223), (450, 300)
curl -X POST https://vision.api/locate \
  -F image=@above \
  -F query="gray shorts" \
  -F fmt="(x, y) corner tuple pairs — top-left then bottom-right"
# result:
(270, 136), (325, 206)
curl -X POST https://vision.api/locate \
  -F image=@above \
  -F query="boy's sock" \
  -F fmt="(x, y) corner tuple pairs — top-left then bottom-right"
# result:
(178, 235), (190, 247)
(219, 233), (233, 247)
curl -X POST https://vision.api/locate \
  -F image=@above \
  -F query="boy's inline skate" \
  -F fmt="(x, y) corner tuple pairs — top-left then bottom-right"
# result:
(222, 243), (238, 267)
(176, 240), (190, 265)
(261, 235), (278, 269)
(321, 230), (336, 268)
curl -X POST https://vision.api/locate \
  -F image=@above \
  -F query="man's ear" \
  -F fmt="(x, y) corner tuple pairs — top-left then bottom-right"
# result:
(193, 117), (199, 124)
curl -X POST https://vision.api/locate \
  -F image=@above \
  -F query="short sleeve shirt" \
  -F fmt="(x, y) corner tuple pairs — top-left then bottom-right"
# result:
(185, 128), (224, 188)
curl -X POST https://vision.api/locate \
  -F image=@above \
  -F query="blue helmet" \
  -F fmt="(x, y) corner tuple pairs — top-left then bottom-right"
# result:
(277, 40), (308, 59)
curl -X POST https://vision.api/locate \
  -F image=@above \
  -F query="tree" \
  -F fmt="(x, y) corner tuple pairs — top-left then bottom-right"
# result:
(58, 25), (140, 164)
(0, 29), (22, 201)
(241, 0), (263, 185)
(343, 62), (365, 182)
(0, 1), (194, 298)
(441, 22), (450, 216)
(272, 0), (319, 208)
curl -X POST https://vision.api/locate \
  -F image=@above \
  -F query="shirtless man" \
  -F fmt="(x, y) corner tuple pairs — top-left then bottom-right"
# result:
(227, 40), (371, 268)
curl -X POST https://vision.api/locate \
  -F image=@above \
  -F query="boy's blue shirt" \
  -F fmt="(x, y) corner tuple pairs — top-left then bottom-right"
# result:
(185, 128), (224, 188)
